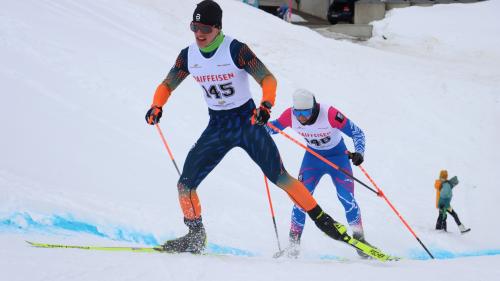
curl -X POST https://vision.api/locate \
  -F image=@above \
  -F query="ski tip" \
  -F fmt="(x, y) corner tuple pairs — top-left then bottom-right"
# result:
(25, 241), (48, 248)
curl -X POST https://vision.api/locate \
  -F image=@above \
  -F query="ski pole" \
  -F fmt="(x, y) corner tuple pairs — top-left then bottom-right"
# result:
(267, 123), (379, 195)
(155, 124), (181, 176)
(357, 164), (435, 259)
(264, 175), (282, 252)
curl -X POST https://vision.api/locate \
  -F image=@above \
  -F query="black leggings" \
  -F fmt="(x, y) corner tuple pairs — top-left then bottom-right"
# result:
(178, 99), (285, 189)
(436, 208), (462, 230)
(446, 209), (462, 225)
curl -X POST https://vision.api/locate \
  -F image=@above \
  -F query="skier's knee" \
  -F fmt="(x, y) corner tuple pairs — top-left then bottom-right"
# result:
(177, 182), (196, 195)
(273, 171), (294, 189)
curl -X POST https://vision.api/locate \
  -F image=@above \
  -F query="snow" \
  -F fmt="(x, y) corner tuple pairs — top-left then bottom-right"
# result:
(1, 0), (499, 280)
(291, 14), (307, 23)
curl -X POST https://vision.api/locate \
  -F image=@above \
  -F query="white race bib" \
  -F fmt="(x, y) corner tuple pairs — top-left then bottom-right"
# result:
(188, 36), (252, 110)
(291, 104), (342, 150)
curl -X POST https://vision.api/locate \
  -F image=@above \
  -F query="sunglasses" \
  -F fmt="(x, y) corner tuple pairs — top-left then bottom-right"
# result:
(293, 108), (313, 119)
(190, 22), (214, 34)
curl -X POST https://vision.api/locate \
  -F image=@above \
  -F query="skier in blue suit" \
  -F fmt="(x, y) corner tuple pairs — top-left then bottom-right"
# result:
(267, 89), (368, 258)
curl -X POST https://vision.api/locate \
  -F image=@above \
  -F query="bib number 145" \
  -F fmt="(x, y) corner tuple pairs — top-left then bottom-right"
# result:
(202, 82), (235, 99)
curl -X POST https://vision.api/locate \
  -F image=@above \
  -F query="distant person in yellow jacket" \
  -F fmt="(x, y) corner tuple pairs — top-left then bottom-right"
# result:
(435, 170), (471, 234)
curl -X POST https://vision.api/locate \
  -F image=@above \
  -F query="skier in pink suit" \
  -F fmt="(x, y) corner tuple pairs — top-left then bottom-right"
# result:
(267, 89), (368, 258)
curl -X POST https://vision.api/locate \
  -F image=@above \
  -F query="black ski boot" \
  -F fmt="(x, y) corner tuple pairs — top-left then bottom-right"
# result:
(161, 217), (206, 254)
(308, 205), (349, 242)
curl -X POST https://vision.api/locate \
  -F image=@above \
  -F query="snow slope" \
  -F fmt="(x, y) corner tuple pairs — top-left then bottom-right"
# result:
(1, 0), (499, 280)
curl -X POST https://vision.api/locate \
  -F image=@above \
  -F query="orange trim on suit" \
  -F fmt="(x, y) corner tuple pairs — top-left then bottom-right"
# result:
(152, 83), (171, 108)
(179, 189), (201, 220)
(281, 177), (317, 212)
(260, 75), (277, 106)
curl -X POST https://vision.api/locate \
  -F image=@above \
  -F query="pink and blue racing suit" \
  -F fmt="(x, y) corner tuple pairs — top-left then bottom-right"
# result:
(268, 104), (366, 239)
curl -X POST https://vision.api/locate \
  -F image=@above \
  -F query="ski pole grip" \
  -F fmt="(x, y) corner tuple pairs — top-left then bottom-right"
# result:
(345, 150), (353, 159)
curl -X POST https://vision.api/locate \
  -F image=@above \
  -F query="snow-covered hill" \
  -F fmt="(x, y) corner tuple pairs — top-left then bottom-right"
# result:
(1, 1), (499, 280)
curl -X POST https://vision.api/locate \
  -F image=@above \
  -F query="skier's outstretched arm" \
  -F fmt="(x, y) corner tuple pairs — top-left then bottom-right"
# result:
(266, 108), (292, 135)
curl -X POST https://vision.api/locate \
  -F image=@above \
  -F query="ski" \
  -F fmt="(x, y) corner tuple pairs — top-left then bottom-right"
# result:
(26, 241), (163, 253)
(343, 236), (400, 261)
(26, 241), (253, 257)
(27, 240), (265, 258)
(272, 231), (399, 262)
(273, 237), (398, 262)
(273, 249), (348, 261)
(27, 240), (398, 261)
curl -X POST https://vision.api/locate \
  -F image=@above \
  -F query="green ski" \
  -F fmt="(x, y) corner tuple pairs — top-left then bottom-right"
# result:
(274, 236), (398, 262)
(26, 241), (246, 257)
(344, 236), (399, 261)
(332, 223), (400, 261)
(26, 241), (163, 253)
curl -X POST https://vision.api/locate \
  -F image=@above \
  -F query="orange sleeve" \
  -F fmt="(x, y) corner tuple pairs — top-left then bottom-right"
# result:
(261, 75), (277, 107)
(434, 180), (441, 190)
(152, 83), (171, 108)
(434, 180), (441, 208)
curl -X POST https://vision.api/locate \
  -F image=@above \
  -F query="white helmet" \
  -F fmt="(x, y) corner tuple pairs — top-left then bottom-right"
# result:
(293, 89), (315, 110)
